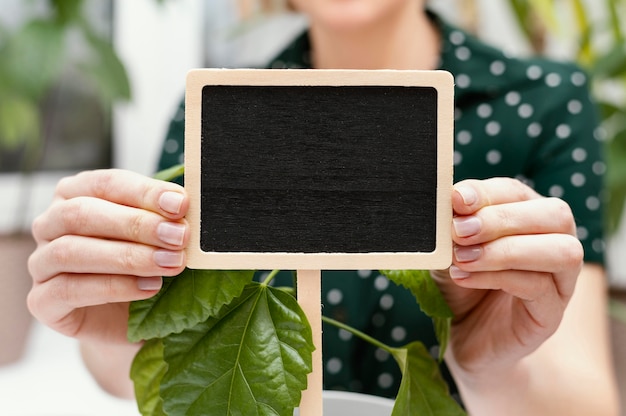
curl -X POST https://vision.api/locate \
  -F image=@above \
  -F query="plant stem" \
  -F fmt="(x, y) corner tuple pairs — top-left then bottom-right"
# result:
(261, 269), (281, 286)
(154, 163), (184, 181)
(322, 315), (392, 353)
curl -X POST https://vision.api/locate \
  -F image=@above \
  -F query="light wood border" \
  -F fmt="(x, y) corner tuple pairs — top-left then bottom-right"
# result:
(185, 69), (454, 270)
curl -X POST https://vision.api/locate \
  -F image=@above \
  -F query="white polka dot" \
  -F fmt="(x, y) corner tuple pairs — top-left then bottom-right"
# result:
(527, 122), (542, 137)
(594, 127), (608, 142)
(450, 30), (465, 45)
(173, 108), (184, 121)
(517, 103), (534, 118)
(571, 172), (586, 187)
(571, 71), (586, 86)
(271, 59), (286, 68)
(374, 275), (389, 291)
(592, 239), (605, 253)
(490, 60), (506, 76)
(586, 196), (601, 211)
(338, 328), (353, 341)
(164, 138), (179, 154)
(456, 74), (471, 88)
(592, 161), (607, 175)
(326, 289), (343, 305)
(455, 46), (471, 61)
(378, 373), (394, 389)
(486, 150), (502, 165)
(577, 226), (589, 240)
(372, 313), (385, 327)
(556, 124), (572, 139)
(454, 151), (463, 166)
(516, 175), (533, 188)
(549, 185), (564, 197)
(505, 91), (521, 106)
(572, 148), (587, 162)
(454, 107), (463, 121)
(567, 99), (583, 114)
(477, 103), (493, 118)
(375, 348), (390, 362)
(326, 357), (342, 374)
(527, 65), (543, 80)
(379, 294), (394, 310)
(357, 270), (372, 278)
(178, 153), (185, 165)
(429, 345), (440, 359)
(457, 130), (472, 145)
(391, 326), (407, 342)
(546, 72), (562, 87)
(486, 121), (501, 136)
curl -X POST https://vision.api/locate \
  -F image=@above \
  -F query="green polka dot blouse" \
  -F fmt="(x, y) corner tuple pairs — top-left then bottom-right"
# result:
(157, 15), (605, 402)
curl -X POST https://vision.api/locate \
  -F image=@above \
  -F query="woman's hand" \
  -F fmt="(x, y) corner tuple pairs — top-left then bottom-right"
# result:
(432, 177), (583, 378)
(27, 169), (190, 345)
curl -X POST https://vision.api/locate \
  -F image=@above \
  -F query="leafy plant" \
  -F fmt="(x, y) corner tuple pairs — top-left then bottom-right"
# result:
(128, 168), (465, 416)
(503, 0), (626, 232)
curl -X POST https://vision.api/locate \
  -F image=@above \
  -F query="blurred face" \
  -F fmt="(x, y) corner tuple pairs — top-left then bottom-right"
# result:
(290, 0), (420, 31)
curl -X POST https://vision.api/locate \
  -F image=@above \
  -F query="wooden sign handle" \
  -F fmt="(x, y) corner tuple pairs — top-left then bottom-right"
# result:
(297, 269), (323, 416)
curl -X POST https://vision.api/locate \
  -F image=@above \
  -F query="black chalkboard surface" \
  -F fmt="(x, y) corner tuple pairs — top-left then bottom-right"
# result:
(185, 69), (453, 270)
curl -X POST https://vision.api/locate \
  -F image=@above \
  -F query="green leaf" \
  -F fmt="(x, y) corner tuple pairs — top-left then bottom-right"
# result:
(590, 43), (626, 78)
(130, 339), (167, 416)
(0, 93), (40, 151)
(382, 270), (453, 359)
(50, 0), (85, 25)
(161, 283), (314, 416)
(127, 269), (254, 342)
(0, 19), (66, 99)
(390, 342), (466, 416)
(78, 29), (131, 103)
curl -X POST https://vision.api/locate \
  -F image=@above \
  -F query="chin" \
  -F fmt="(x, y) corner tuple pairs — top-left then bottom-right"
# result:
(294, 0), (412, 31)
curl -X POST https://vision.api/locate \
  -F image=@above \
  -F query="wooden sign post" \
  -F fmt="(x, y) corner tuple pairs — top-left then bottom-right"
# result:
(185, 69), (454, 415)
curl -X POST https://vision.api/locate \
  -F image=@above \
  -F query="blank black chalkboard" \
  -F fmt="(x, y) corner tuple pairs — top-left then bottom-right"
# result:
(185, 69), (453, 270)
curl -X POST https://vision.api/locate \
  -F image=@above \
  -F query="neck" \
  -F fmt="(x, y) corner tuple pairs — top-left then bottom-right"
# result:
(308, 7), (440, 70)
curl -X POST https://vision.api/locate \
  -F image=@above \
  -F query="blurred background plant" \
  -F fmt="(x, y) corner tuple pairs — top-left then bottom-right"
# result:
(0, 0), (129, 176)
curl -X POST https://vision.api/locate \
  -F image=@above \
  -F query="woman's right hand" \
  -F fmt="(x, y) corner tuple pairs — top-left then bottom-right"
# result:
(27, 169), (190, 345)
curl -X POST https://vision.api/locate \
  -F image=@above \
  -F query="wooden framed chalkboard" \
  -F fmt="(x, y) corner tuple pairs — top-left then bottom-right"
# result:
(185, 69), (454, 270)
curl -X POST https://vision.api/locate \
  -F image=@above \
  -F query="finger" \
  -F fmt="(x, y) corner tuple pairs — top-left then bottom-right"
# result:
(452, 197), (577, 245)
(453, 177), (542, 216)
(452, 234), (583, 297)
(27, 274), (160, 338)
(449, 269), (567, 334)
(29, 235), (186, 283)
(32, 196), (189, 249)
(55, 169), (189, 219)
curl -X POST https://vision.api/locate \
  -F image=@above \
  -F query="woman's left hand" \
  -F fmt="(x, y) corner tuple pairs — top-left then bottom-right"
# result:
(432, 177), (584, 378)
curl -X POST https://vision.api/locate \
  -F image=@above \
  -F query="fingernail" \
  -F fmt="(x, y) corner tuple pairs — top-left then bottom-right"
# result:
(456, 186), (477, 206)
(138, 276), (163, 291)
(453, 216), (481, 237)
(154, 250), (184, 267)
(157, 222), (186, 246)
(454, 245), (482, 262)
(449, 266), (471, 279)
(159, 191), (184, 215)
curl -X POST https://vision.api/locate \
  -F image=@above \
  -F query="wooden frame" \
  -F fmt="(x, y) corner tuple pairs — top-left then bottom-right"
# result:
(185, 68), (454, 271)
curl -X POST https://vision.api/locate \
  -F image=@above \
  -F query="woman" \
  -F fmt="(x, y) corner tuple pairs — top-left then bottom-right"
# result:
(28, 0), (620, 414)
